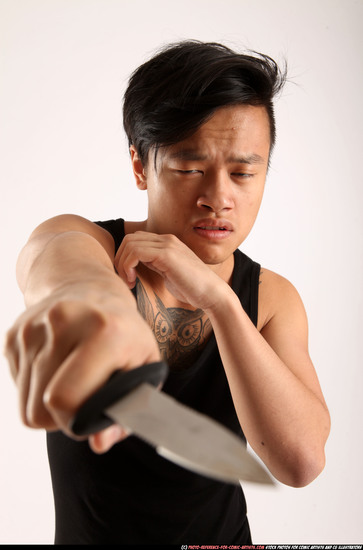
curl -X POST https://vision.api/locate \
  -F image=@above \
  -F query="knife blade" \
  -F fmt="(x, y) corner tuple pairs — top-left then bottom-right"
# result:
(71, 361), (274, 485)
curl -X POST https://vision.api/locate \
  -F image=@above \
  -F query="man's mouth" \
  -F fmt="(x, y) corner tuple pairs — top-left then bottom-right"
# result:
(193, 220), (233, 240)
(193, 218), (233, 231)
(197, 226), (227, 230)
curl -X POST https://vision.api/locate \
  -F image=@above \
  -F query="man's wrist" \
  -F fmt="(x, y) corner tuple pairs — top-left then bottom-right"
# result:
(55, 275), (137, 309)
(203, 280), (239, 319)
(25, 268), (137, 313)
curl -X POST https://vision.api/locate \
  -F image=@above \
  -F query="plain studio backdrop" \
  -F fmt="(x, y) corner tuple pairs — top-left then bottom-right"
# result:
(1, 0), (362, 544)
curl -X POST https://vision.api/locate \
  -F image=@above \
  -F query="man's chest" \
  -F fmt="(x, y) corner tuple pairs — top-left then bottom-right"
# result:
(135, 277), (212, 370)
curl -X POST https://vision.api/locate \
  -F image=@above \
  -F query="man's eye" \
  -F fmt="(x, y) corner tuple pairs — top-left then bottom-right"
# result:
(232, 172), (253, 179)
(177, 170), (200, 174)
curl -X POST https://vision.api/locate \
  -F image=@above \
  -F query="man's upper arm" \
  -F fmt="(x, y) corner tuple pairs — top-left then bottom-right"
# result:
(16, 214), (115, 291)
(259, 269), (327, 407)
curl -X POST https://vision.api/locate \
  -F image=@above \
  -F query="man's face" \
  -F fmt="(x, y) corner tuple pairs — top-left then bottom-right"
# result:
(132, 104), (270, 275)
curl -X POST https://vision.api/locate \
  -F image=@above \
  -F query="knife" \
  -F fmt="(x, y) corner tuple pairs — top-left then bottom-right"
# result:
(71, 361), (274, 485)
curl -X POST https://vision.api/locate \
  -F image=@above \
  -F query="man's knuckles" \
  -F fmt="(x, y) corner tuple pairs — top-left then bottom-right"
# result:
(24, 400), (57, 430)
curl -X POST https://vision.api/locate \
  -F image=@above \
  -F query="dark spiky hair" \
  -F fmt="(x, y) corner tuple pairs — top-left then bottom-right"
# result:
(123, 40), (287, 165)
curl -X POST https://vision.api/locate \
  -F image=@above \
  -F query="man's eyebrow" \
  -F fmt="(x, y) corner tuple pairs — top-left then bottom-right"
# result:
(227, 154), (265, 165)
(167, 149), (265, 164)
(167, 150), (208, 161)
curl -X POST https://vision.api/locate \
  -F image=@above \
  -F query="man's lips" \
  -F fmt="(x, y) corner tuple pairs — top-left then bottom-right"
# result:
(193, 219), (233, 240)
(193, 219), (233, 231)
(196, 226), (228, 230)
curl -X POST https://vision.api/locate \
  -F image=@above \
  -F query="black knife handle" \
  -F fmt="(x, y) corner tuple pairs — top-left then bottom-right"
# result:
(70, 361), (169, 436)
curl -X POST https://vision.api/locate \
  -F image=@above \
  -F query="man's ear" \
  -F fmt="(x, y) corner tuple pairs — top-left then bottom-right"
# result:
(130, 146), (147, 190)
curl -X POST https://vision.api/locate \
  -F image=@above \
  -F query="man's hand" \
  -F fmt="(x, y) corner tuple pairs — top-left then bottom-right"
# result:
(4, 282), (161, 453)
(115, 231), (228, 310)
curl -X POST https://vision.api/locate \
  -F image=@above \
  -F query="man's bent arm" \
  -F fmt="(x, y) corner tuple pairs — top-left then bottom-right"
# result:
(114, 231), (330, 487)
(205, 271), (331, 488)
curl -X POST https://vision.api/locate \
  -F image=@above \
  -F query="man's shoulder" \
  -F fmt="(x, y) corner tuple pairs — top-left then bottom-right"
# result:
(257, 268), (306, 331)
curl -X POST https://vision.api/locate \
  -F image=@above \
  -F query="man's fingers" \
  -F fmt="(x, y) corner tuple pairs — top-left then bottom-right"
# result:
(25, 343), (74, 430)
(116, 234), (175, 284)
(13, 321), (51, 427)
(89, 424), (131, 454)
(43, 344), (117, 434)
(5, 286), (161, 438)
(43, 318), (160, 436)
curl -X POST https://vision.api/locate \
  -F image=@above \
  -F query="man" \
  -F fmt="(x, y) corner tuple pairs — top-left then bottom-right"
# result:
(5, 40), (330, 544)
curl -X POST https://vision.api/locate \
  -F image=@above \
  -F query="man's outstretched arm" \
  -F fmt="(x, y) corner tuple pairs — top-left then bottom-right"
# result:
(5, 214), (160, 451)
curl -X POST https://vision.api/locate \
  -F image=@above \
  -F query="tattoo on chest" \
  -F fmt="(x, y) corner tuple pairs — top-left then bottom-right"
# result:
(135, 278), (211, 370)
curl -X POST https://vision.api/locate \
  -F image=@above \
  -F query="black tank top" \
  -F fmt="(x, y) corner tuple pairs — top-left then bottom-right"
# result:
(46, 219), (260, 544)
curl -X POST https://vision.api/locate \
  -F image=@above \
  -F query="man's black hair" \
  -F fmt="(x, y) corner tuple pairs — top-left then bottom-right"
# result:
(123, 40), (287, 166)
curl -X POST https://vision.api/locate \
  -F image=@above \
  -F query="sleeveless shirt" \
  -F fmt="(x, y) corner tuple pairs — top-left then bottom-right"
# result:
(46, 218), (261, 545)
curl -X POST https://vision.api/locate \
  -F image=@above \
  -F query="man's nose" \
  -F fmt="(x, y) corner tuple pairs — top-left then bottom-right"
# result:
(196, 171), (234, 213)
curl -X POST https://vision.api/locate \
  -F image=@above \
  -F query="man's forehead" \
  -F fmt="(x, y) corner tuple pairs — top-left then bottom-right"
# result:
(151, 105), (270, 168)
(167, 148), (266, 165)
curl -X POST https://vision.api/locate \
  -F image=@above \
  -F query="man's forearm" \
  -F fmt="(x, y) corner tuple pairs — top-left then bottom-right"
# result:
(205, 285), (330, 487)
(7, 225), (160, 442)
(18, 230), (135, 308)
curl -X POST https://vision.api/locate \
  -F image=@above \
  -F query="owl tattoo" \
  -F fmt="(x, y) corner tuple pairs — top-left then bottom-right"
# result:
(135, 278), (211, 370)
